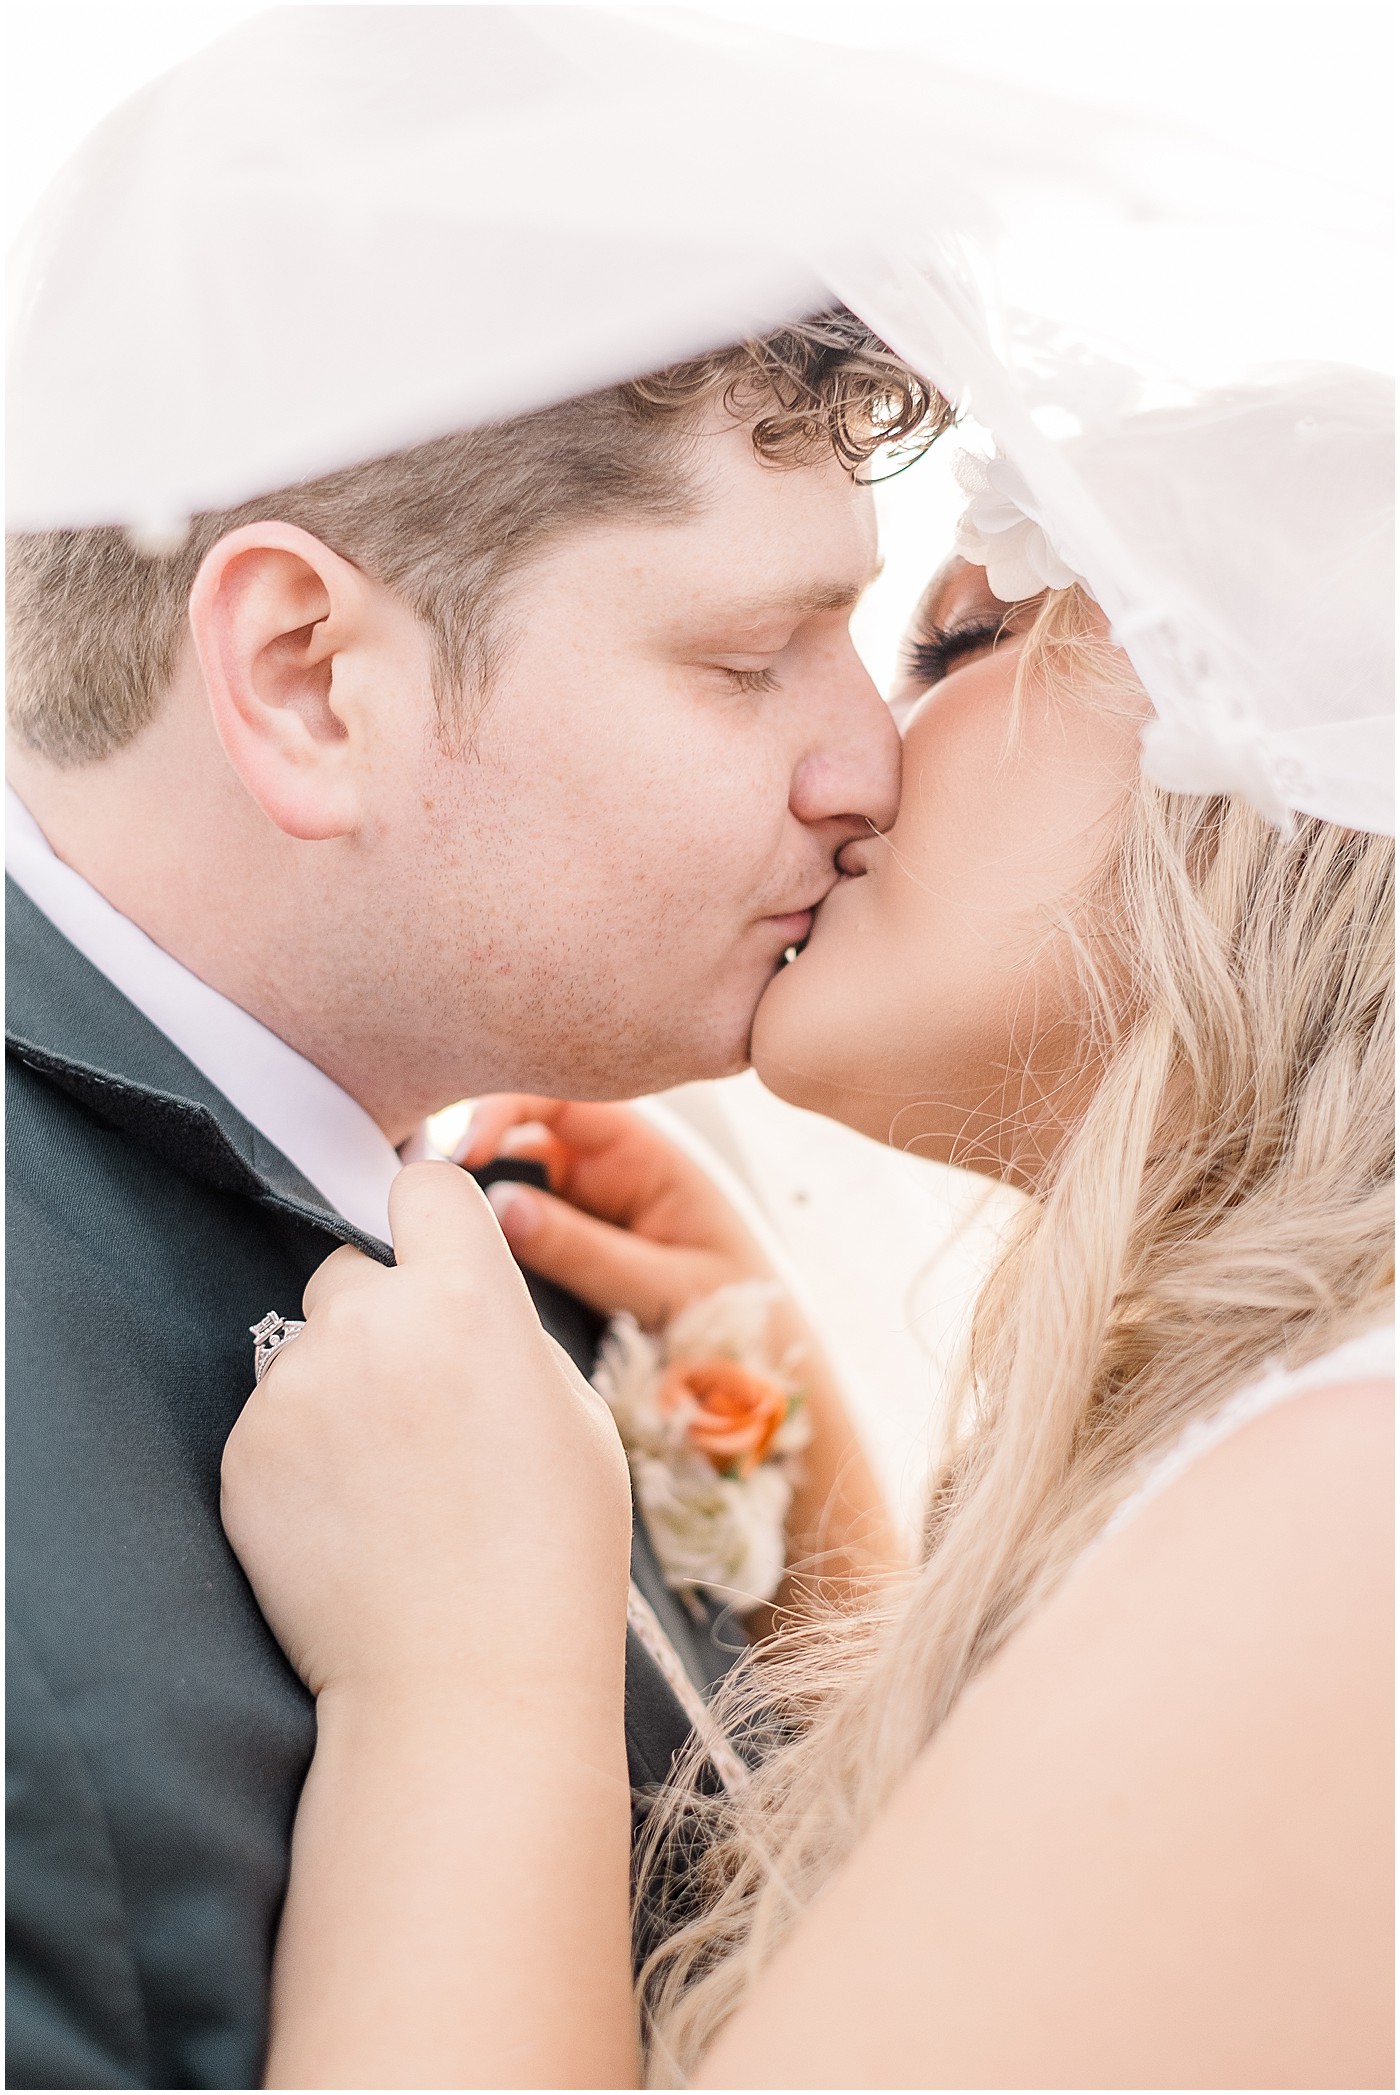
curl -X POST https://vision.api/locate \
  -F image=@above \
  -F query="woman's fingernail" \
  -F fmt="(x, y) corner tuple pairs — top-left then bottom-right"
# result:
(450, 1104), (479, 1163)
(486, 1180), (533, 1233)
(498, 1121), (550, 1155)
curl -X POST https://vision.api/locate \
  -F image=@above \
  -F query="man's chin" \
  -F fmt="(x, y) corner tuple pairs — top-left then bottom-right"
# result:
(571, 1019), (754, 1103)
(664, 1023), (754, 1093)
(528, 963), (779, 1100)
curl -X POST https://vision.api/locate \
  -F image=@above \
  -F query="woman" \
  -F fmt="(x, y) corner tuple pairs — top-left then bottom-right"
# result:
(221, 368), (1393, 2088)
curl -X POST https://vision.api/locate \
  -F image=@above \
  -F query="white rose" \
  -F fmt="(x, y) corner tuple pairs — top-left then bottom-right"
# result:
(630, 1449), (793, 1614)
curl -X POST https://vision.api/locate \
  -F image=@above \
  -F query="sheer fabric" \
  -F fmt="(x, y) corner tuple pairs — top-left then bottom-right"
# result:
(8, 5), (1391, 829)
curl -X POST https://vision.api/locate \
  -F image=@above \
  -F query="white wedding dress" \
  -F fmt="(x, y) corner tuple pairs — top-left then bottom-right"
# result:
(1093, 1321), (1395, 1557)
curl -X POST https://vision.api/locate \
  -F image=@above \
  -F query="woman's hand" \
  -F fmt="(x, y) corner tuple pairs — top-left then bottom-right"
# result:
(459, 1093), (775, 1328)
(223, 1163), (639, 2090)
(462, 1097), (905, 1597)
(221, 1160), (633, 1704)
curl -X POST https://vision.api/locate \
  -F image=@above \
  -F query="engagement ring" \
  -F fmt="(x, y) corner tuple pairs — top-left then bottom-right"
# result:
(250, 1311), (306, 1386)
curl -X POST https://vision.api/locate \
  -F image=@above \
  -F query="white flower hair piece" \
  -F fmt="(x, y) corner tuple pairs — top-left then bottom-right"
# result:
(952, 449), (1085, 603)
(592, 1280), (811, 1617)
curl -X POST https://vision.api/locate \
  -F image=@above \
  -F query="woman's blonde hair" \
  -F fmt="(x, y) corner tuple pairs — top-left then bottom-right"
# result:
(636, 584), (1396, 2082)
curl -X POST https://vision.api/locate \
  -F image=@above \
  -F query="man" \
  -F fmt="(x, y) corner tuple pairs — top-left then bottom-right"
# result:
(6, 10), (945, 2087)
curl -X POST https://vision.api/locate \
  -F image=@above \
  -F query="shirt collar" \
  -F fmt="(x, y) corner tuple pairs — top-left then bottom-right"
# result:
(5, 784), (405, 1242)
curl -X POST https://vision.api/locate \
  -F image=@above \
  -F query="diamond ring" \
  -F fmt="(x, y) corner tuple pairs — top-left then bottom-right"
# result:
(250, 1311), (306, 1386)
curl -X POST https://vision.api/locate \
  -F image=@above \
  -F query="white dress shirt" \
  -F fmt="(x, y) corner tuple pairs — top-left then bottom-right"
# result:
(6, 785), (406, 1241)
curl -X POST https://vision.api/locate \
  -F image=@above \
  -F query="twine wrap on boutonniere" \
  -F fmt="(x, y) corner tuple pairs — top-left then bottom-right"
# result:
(592, 1280), (811, 1616)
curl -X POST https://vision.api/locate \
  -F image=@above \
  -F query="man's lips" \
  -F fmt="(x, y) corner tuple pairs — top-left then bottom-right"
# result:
(760, 867), (857, 947)
(763, 865), (869, 955)
(763, 907), (816, 946)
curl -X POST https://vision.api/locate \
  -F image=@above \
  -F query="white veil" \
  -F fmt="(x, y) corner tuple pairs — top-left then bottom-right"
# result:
(7, 4), (1392, 833)
(836, 257), (1394, 835)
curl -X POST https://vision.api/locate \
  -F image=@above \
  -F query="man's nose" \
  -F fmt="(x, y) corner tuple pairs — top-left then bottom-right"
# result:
(789, 655), (902, 837)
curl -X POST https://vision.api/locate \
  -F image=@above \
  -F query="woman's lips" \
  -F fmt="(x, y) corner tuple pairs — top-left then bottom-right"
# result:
(779, 869), (865, 956)
(765, 864), (867, 952)
(835, 837), (877, 877)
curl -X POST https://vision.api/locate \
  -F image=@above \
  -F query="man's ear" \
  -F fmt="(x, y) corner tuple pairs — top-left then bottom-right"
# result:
(188, 522), (377, 841)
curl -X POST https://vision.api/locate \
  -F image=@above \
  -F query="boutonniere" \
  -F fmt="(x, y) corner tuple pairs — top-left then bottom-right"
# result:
(592, 1280), (811, 1617)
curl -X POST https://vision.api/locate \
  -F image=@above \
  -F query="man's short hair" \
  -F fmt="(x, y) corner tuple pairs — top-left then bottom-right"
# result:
(6, 309), (949, 766)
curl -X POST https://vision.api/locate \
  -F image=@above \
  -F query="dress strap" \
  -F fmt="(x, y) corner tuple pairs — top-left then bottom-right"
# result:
(1097, 1322), (1394, 1552)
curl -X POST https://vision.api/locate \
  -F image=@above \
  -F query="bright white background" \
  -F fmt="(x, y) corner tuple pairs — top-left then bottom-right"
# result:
(7, 3), (1392, 1525)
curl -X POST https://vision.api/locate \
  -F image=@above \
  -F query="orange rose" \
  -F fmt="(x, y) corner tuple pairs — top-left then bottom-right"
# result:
(658, 1356), (791, 1478)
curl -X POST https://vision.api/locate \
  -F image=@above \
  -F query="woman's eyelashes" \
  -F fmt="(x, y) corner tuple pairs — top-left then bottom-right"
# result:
(904, 613), (1008, 690)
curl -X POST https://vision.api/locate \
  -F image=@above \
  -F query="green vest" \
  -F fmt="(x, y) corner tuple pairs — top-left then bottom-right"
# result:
(6, 879), (736, 2089)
